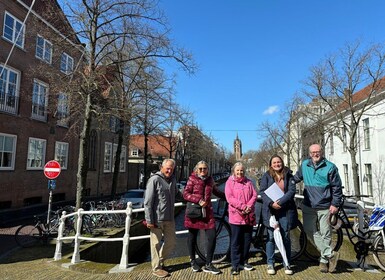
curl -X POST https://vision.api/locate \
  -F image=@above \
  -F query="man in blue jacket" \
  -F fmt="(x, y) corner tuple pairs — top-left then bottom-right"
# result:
(294, 144), (342, 273)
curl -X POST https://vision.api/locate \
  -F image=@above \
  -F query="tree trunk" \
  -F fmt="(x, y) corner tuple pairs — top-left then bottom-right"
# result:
(350, 151), (360, 196)
(76, 94), (92, 209)
(111, 127), (123, 199)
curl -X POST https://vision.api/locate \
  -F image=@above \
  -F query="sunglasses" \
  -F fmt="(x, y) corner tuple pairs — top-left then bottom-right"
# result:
(198, 167), (208, 171)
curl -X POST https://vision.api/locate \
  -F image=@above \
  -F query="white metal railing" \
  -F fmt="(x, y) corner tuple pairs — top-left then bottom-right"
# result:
(53, 201), (189, 270)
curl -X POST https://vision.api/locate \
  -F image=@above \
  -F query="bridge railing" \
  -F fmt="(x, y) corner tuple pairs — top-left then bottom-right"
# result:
(53, 201), (189, 270)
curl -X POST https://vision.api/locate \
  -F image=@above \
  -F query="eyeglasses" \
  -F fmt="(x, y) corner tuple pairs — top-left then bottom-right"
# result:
(310, 151), (321, 155)
(198, 167), (208, 171)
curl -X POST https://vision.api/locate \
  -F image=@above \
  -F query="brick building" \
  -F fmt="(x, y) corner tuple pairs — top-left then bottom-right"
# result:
(0, 0), (128, 213)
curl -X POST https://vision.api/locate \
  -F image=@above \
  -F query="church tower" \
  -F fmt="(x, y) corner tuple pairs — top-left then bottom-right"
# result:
(234, 134), (242, 161)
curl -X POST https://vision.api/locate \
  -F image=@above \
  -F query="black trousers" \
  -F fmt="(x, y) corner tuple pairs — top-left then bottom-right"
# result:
(187, 227), (216, 265)
(230, 224), (253, 269)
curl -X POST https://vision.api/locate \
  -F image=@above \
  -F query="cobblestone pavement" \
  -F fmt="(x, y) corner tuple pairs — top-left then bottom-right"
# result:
(0, 224), (384, 280)
(0, 251), (384, 280)
(1, 206), (385, 280)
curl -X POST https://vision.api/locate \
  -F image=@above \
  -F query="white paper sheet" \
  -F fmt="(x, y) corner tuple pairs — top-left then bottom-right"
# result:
(264, 182), (284, 201)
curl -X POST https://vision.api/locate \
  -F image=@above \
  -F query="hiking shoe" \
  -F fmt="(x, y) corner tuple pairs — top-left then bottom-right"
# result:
(328, 251), (340, 273)
(152, 269), (169, 278)
(284, 265), (293, 275)
(242, 263), (254, 271)
(319, 262), (328, 273)
(231, 267), (240, 275)
(191, 260), (200, 272)
(267, 265), (276, 275)
(202, 263), (221, 274)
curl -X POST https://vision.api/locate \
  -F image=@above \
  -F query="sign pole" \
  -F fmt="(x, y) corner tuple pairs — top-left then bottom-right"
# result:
(47, 186), (53, 226)
(43, 161), (61, 227)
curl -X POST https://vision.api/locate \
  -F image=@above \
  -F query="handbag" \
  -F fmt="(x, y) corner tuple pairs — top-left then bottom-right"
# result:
(185, 202), (204, 219)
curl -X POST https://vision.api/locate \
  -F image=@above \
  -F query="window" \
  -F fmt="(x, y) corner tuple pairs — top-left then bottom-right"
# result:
(363, 118), (370, 150)
(111, 144), (126, 172)
(104, 142), (112, 172)
(0, 133), (17, 170)
(3, 12), (24, 48)
(364, 164), (373, 196)
(55, 142), (68, 169)
(57, 92), (69, 126)
(120, 145), (127, 172)
(31, 80), (48, 121)
(343, 164), (349, 194)
(60, 53), (73, 74)
(131, 148), (139, 157)
(35, 35), (52, 64)
(27, 138), (46, 169)
(0, 64), (19, 114)
(109, 116), (120, 132)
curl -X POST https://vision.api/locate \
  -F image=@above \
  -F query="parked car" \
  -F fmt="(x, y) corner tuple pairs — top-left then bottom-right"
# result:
(118, 189), (145, 209)
(177, 180), (187, 193)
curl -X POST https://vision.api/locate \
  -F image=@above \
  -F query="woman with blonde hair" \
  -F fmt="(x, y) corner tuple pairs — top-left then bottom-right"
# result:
(183, 161), (225, 275)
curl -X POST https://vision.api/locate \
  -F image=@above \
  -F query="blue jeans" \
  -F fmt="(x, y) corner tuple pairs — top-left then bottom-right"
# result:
(266, 215), (291, 266)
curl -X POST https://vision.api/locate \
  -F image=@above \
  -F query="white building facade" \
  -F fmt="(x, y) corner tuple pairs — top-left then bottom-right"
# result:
(323, 96), (385, 205)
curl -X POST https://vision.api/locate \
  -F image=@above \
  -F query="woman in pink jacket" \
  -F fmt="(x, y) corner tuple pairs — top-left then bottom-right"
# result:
(225, 162), (258, 275)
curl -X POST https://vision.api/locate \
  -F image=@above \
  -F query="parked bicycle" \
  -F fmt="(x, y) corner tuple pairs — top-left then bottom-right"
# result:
(14, 205), (97, 248)
(14, 209), (74, 248)
(195, 198), (307, 264)
(304, 194), (385, 271)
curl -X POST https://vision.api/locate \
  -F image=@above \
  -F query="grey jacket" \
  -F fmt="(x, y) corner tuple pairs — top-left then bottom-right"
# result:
(144, 171), (178, 225)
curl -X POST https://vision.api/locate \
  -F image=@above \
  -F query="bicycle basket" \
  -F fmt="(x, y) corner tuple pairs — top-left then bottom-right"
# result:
(368, 206), (385, 230)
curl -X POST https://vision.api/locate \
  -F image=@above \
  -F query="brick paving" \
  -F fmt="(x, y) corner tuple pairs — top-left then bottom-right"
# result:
(0, 225), (384, 280)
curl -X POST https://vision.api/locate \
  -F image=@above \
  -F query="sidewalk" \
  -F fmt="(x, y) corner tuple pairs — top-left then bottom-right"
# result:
(0, 228), (384, 280)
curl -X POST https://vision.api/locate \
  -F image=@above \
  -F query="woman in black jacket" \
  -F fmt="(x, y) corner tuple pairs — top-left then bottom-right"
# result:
(260, 154), (298, 276)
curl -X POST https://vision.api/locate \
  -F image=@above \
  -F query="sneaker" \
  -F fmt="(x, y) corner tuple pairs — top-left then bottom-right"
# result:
(319, 262), (328, 273)
(267, 265), (276, 275)
(284, 265), (293, 275)
(242, 263), (254, 271)
(328, 251), (340, 273)
(202, 263), (221, 274)
(152, 269), (169, 278)
(231, 267), (239, 275)
(191, 260), (201, 272)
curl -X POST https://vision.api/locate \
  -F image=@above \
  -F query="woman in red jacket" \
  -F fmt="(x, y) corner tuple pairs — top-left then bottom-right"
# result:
(183, 161), (225, 275)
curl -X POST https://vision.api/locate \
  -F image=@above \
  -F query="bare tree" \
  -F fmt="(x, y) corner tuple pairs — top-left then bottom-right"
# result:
(303, 41), (385, 196)
(60, 0), (195, 208)
(372, 156), (385, 205)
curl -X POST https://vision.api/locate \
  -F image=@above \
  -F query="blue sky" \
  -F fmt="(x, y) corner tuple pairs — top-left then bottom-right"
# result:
(157, 0), (385, 153)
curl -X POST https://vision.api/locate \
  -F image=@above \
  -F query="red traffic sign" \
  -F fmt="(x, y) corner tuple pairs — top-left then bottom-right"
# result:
(44, 160), (61, 179)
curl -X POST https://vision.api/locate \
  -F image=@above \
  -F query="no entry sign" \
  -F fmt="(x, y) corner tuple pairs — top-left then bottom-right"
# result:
(44, 160), (61, 179)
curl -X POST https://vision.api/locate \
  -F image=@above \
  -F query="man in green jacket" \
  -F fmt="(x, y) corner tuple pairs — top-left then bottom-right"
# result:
(294, 144), (342, 273)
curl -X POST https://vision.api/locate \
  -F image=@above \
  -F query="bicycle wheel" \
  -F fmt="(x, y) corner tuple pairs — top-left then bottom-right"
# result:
(15, 224), (42, 248)
(304, 227), (343, 261)
(195, 218), (231, 263)
(372, 233), (385, 271)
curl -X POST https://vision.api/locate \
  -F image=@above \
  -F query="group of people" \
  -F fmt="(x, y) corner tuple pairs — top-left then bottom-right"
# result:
(143, 143), (343, 278)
